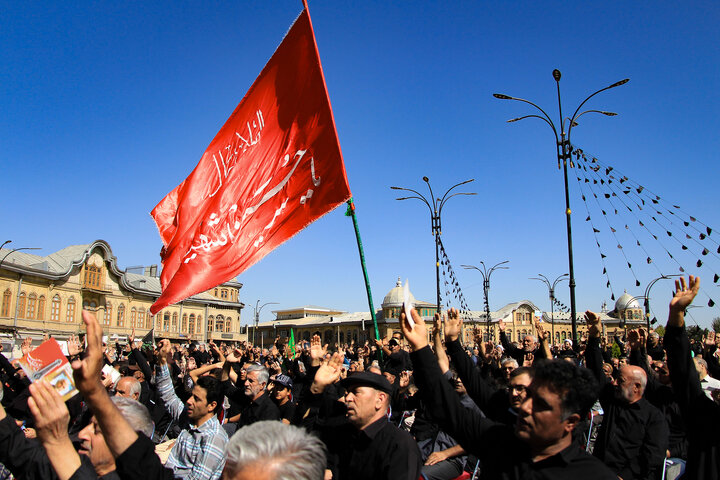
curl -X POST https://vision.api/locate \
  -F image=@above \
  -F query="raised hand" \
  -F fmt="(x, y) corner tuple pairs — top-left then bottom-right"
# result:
(535, 320), (548, 342)
(627, 329), (642, 350)
(523, 352), (534, 367)
(432, 313), (442, 339)
(28, 381), (70, 445)
(71, 310), (105, 396)
(704, 331), (716, 349)
(669, 276), (700, 314)
(155, 339), (172, 366)
(399, 370), (410, 389)
(399, 305), (428, 351)
(67, 334), (82, 357)
(584, 311), (601, 338)
(498, 319), (506, 333)
(309, 335), (327, 367)
(443, 308), (462, 342)
(21, 337), (32, 356)
(311, 352), (345, 394)
(128, 326), (135, 347)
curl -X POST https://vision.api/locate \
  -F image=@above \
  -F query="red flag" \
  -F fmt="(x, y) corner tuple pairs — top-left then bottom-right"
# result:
(150, 9), (351, 315)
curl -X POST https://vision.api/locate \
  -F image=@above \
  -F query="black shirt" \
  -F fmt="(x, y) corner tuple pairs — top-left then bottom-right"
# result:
(585, 337), (669, 480)
(237, 391), (281, 428)
(276, 400), (296, 423)
(322, 416), (421, 480)
(116, 434), (174, 480)
(664, 325), (720, 480)
(410, 345), (617, 480)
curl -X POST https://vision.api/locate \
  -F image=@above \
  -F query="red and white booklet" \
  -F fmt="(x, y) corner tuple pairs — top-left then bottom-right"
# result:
(17, 339), (79, 401)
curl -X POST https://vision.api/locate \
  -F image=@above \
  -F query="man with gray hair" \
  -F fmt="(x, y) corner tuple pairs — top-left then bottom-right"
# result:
(693, 357), (720, 399)
(223, 420), (326, 480)
(223, 364), (280, 436)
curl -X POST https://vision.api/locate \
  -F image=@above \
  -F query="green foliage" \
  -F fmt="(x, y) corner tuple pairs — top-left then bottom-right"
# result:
(611, 342), (622, 359)
(686, 325), (708, 343)
(712, 316), (720, 334)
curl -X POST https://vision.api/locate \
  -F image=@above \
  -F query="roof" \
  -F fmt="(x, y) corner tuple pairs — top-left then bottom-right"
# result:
(1, 240), (244, 308)
(382, 277), (418, 307)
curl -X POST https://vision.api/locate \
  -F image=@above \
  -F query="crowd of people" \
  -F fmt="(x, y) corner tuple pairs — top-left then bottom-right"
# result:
(0, 275), (718, 479)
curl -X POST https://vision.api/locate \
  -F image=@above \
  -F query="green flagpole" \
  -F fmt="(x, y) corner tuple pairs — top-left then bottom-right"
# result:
(346, 198), (382, 351)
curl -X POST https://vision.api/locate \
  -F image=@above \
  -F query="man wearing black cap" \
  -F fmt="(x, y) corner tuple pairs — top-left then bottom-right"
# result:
(307, 353), (421, 480)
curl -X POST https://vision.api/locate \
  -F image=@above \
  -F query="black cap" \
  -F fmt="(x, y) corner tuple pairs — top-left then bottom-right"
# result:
(340, 371), (393, 394)
(388, 339), (399, 347)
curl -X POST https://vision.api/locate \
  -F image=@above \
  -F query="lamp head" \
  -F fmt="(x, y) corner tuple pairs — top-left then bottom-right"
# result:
(493, 93), (512, 100)
(610, 78), (630, 88)
(552, 69), (561, 81)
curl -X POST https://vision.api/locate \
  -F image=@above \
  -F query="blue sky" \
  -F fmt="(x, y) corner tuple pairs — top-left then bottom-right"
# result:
(2, 1), (719, 328)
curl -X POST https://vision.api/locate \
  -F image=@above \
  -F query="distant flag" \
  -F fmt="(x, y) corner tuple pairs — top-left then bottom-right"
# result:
(289, 328), (296, 356)
(150, 8), (351, 314)
(141, 328), (154, 347)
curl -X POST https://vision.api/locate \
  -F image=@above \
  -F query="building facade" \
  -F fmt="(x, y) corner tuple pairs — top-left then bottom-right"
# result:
(255, 278), (648, 348)
(0, 240), (246, 347)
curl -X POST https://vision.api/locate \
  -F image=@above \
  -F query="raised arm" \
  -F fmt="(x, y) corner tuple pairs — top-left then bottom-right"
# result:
(433, 313), (450, 374)
(154, 340), (186, 421)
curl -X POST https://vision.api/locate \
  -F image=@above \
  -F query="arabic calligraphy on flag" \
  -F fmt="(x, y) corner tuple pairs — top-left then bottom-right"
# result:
(150, 8), (351, 314)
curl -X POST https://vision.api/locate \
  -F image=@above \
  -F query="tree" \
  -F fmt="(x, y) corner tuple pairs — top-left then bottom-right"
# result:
(712, 316), (720, 334)
(653, 325), (665, 338)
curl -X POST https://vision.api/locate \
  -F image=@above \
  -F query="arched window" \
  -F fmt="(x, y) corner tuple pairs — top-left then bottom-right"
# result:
(117, 304), (125, 327)
(51, 295), (61, 322)
(27, 293), (37, 319)
(207, 316), (214, 332)
(130, 308), (137, 329)
(18, 292), (26, 318)
(37, 295), (45, 320)
(171, 313), (178, 332)
(196, 315), (202, 334)
(225, 316), (232, 333)
(188, 314), (196, 335)
(561, 331), (567, 340)
(324, 330), (333, 344)
(66, 296), (76, 322)
(1, 289), (11, 317)
(84, 263), (103, 289)
(214, 288), (218, 297)
(181, 314), (188, 333)
(163, 312), (170, 332)
(221, 289), (228, 299)
(138, 308), (146, 329)
(215, 315), (225, 332)
(103, 302), (112, 326)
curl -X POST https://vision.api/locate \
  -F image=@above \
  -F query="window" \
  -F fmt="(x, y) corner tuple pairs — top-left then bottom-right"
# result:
(207, 316), (214, 332)
(130, 308), (137, 329)
(163, 312), (170, 332)
(117, 304), (125, 327)
(138, 308), (146, 329)
(1, 289), (11, 317)
(196, 315), (202, 334)
(84, 263), (103, 289)
(103, 303), (112, 326)
(66, 297), (76, 322)
(181, 314), (188, 332)
(18, 292), (26, 318)
(172, 313), (178, 332)
(51, 295), (61, 322)
(27, 293), (37, 319)
(188, 314), (196, 335)
(215, 315), (225, 332)
(221, 289), (228, 299)
(225, 316), (232, 333)
(37, 296), (45, 320)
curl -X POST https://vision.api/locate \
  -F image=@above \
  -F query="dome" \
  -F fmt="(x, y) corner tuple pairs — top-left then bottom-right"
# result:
(615, 291), (641, 311)
(382, 277), (417, 307)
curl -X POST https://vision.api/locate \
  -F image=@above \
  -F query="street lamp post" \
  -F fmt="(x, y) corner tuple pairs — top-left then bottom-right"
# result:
(391, 177), (475, 313)
(643, 275), (680, 330)
(462, 261), (509, 341)
(254, 300), (278, 346)
(494, 70), (629, 348)
(530, 273), (568, 345)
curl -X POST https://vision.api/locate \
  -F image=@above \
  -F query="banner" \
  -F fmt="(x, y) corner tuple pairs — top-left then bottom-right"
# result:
(150, 9), (351, 314)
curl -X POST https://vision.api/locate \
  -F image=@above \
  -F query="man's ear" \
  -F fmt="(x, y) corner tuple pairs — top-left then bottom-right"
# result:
(208, 400), (218, 413)
(563, 413), (581, 433)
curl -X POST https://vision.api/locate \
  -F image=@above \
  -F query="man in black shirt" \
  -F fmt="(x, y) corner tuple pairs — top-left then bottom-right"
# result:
(401, 307), (616, 480)
(585, 312), (668, 480)
(307, 355), (421, 480)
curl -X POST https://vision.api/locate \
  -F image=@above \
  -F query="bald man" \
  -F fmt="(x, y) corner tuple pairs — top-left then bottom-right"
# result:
(585, 312), (668, 480)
